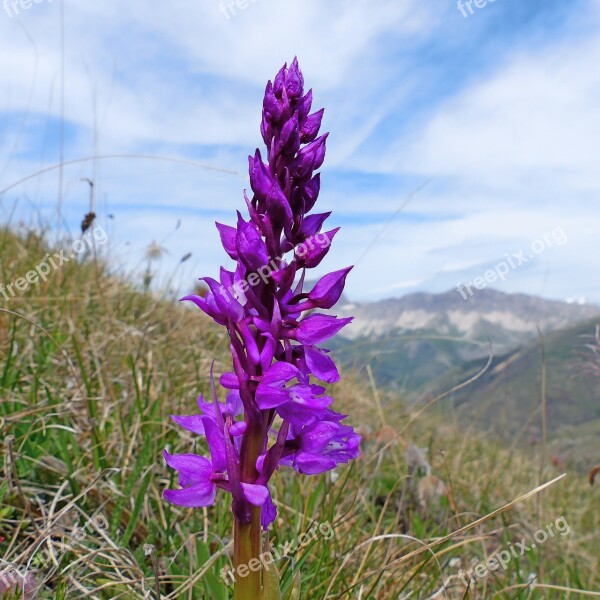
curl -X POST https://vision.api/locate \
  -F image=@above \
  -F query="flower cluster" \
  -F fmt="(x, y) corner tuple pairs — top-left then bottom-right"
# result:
(164, 58), (361, 529)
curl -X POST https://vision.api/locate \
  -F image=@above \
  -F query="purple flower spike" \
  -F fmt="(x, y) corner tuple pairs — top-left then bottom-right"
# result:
(164, 60), (361, 549)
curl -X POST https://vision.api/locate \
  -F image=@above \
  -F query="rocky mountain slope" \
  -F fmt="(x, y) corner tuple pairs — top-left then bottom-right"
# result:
(330, 288), (600, 394)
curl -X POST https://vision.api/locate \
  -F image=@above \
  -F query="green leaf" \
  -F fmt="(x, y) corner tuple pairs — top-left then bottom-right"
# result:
(205, 572), (228, 600)
(282, 570), (301, 600)
(261, 561), (282, 600)
(120, 468), (152, 546)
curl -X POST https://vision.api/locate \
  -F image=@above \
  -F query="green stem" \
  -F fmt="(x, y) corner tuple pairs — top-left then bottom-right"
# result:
(233, 506), (262, 599)
(233, 422), (264, 599)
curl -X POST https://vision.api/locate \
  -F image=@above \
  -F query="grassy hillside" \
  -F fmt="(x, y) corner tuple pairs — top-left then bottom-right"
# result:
(330, 330), (478, 393)
(1, 228), (599, 599)
(437, 320), (600, 439)
(333, 315), (600, 474)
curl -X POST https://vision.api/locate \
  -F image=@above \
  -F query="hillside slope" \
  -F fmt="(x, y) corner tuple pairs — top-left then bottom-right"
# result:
(1, 228), (599, 599)
(331, 291), (599, 420)
(438, 318), (600, 438)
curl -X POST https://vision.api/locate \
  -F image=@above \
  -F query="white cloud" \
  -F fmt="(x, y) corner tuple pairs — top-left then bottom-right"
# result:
(392, 28), (600, 190)
(0, 0), (599, 303)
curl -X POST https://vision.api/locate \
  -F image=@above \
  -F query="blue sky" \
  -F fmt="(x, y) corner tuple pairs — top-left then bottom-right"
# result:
(1, 0), (599, 303)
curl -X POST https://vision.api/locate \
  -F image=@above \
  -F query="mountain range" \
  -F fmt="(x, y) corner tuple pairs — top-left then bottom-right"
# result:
(329, 289), (600, 456)
(331, 288), (599, 391)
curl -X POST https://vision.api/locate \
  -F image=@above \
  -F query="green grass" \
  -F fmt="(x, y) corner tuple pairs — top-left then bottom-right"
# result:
(1, 227), (599, 599)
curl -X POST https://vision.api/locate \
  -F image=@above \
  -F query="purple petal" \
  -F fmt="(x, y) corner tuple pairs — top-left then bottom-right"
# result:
(202, 417), (227, 473)
(225, 390), (243, 416)
(298, 210), (330, 238)
(301, 421), (340, 452)
(163, 451), (213, 486)
(197, 395), (217, 417)
(202, 277), (244, 322)
(280, 113), (300, 155)
(215, 222), (238, 260)
(241, 483), (270, 506)
(300, 108), (324, 143)
(302, 173), (321, 213)
(236, 214), (270, 271)
(276, 402), (327, 426)
(307, 267), (352, 309)
(271, 261), (296, 289)
(273, 63), (286, 95)
(261, 114), (272, 146)
(292, 134), (328, 178)
(266, 183), (294, 228)
(249, 149), (274, 199)
(285, 57), (304, 99)
(238, 320), (261, 365)
(259, 335), (277, 372)
(220, 372), (240, 389)
(322, 408), (349, 423)
(298, 88), (313, 121)
(296, 314), (353, 345)
(164, 484), (216, 508)
(294, 452), (337, 475)
(219, 267), (235, 290)
(180, 294), (225, 325)
(256, 453), (267, 474)
(263, 81), (282, 122)
(229, 421), (247, 436)
(256, 384), (290, 409)
(262, 362), (300, 385)
(295, 228), (339, 269)
(304, 346), (340, 383)
(171, 414), (206, 435)
(261, 493), (277, 530)
(288, 385), (333, 410)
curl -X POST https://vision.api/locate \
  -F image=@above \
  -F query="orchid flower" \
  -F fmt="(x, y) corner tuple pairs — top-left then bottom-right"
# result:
(164, 58), (360, 599)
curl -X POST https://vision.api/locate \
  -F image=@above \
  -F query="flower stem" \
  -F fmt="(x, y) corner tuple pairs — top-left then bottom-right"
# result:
(233, 506), (262, 599)
(233, 422), (264, 599)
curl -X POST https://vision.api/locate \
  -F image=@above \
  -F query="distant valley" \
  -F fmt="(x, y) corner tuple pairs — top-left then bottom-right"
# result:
(330, 289), (600, 462)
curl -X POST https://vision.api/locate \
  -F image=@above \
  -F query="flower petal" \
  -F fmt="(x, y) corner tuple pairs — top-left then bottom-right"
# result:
(220, 373), (240, 389)
(296, 228), (338, 269)
(307, 267), (352, 309)
(170, 414), (206, 435)
(304, 345), (340, 383)
(163, 451), (213, 487)
(202, 417), (228, 473)
(294, 452), (337, 475)
(256, 384), (290, 409)
(215, 222), (238, 260)
(229, 421), (247, 436)
(163, 484), (216, 508)
(236, 214), (270, 272)
(296, 314), (353, 345)
(241, 483), (270, 506)
(262, 362), (300, 386)
(261, 493), (277, 530)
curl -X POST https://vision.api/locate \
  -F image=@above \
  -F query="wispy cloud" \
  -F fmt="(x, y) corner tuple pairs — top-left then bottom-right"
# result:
(0, 0), (598, 303)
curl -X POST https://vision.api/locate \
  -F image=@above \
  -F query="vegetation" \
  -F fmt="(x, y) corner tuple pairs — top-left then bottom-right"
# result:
(1, 227), (599, 598)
